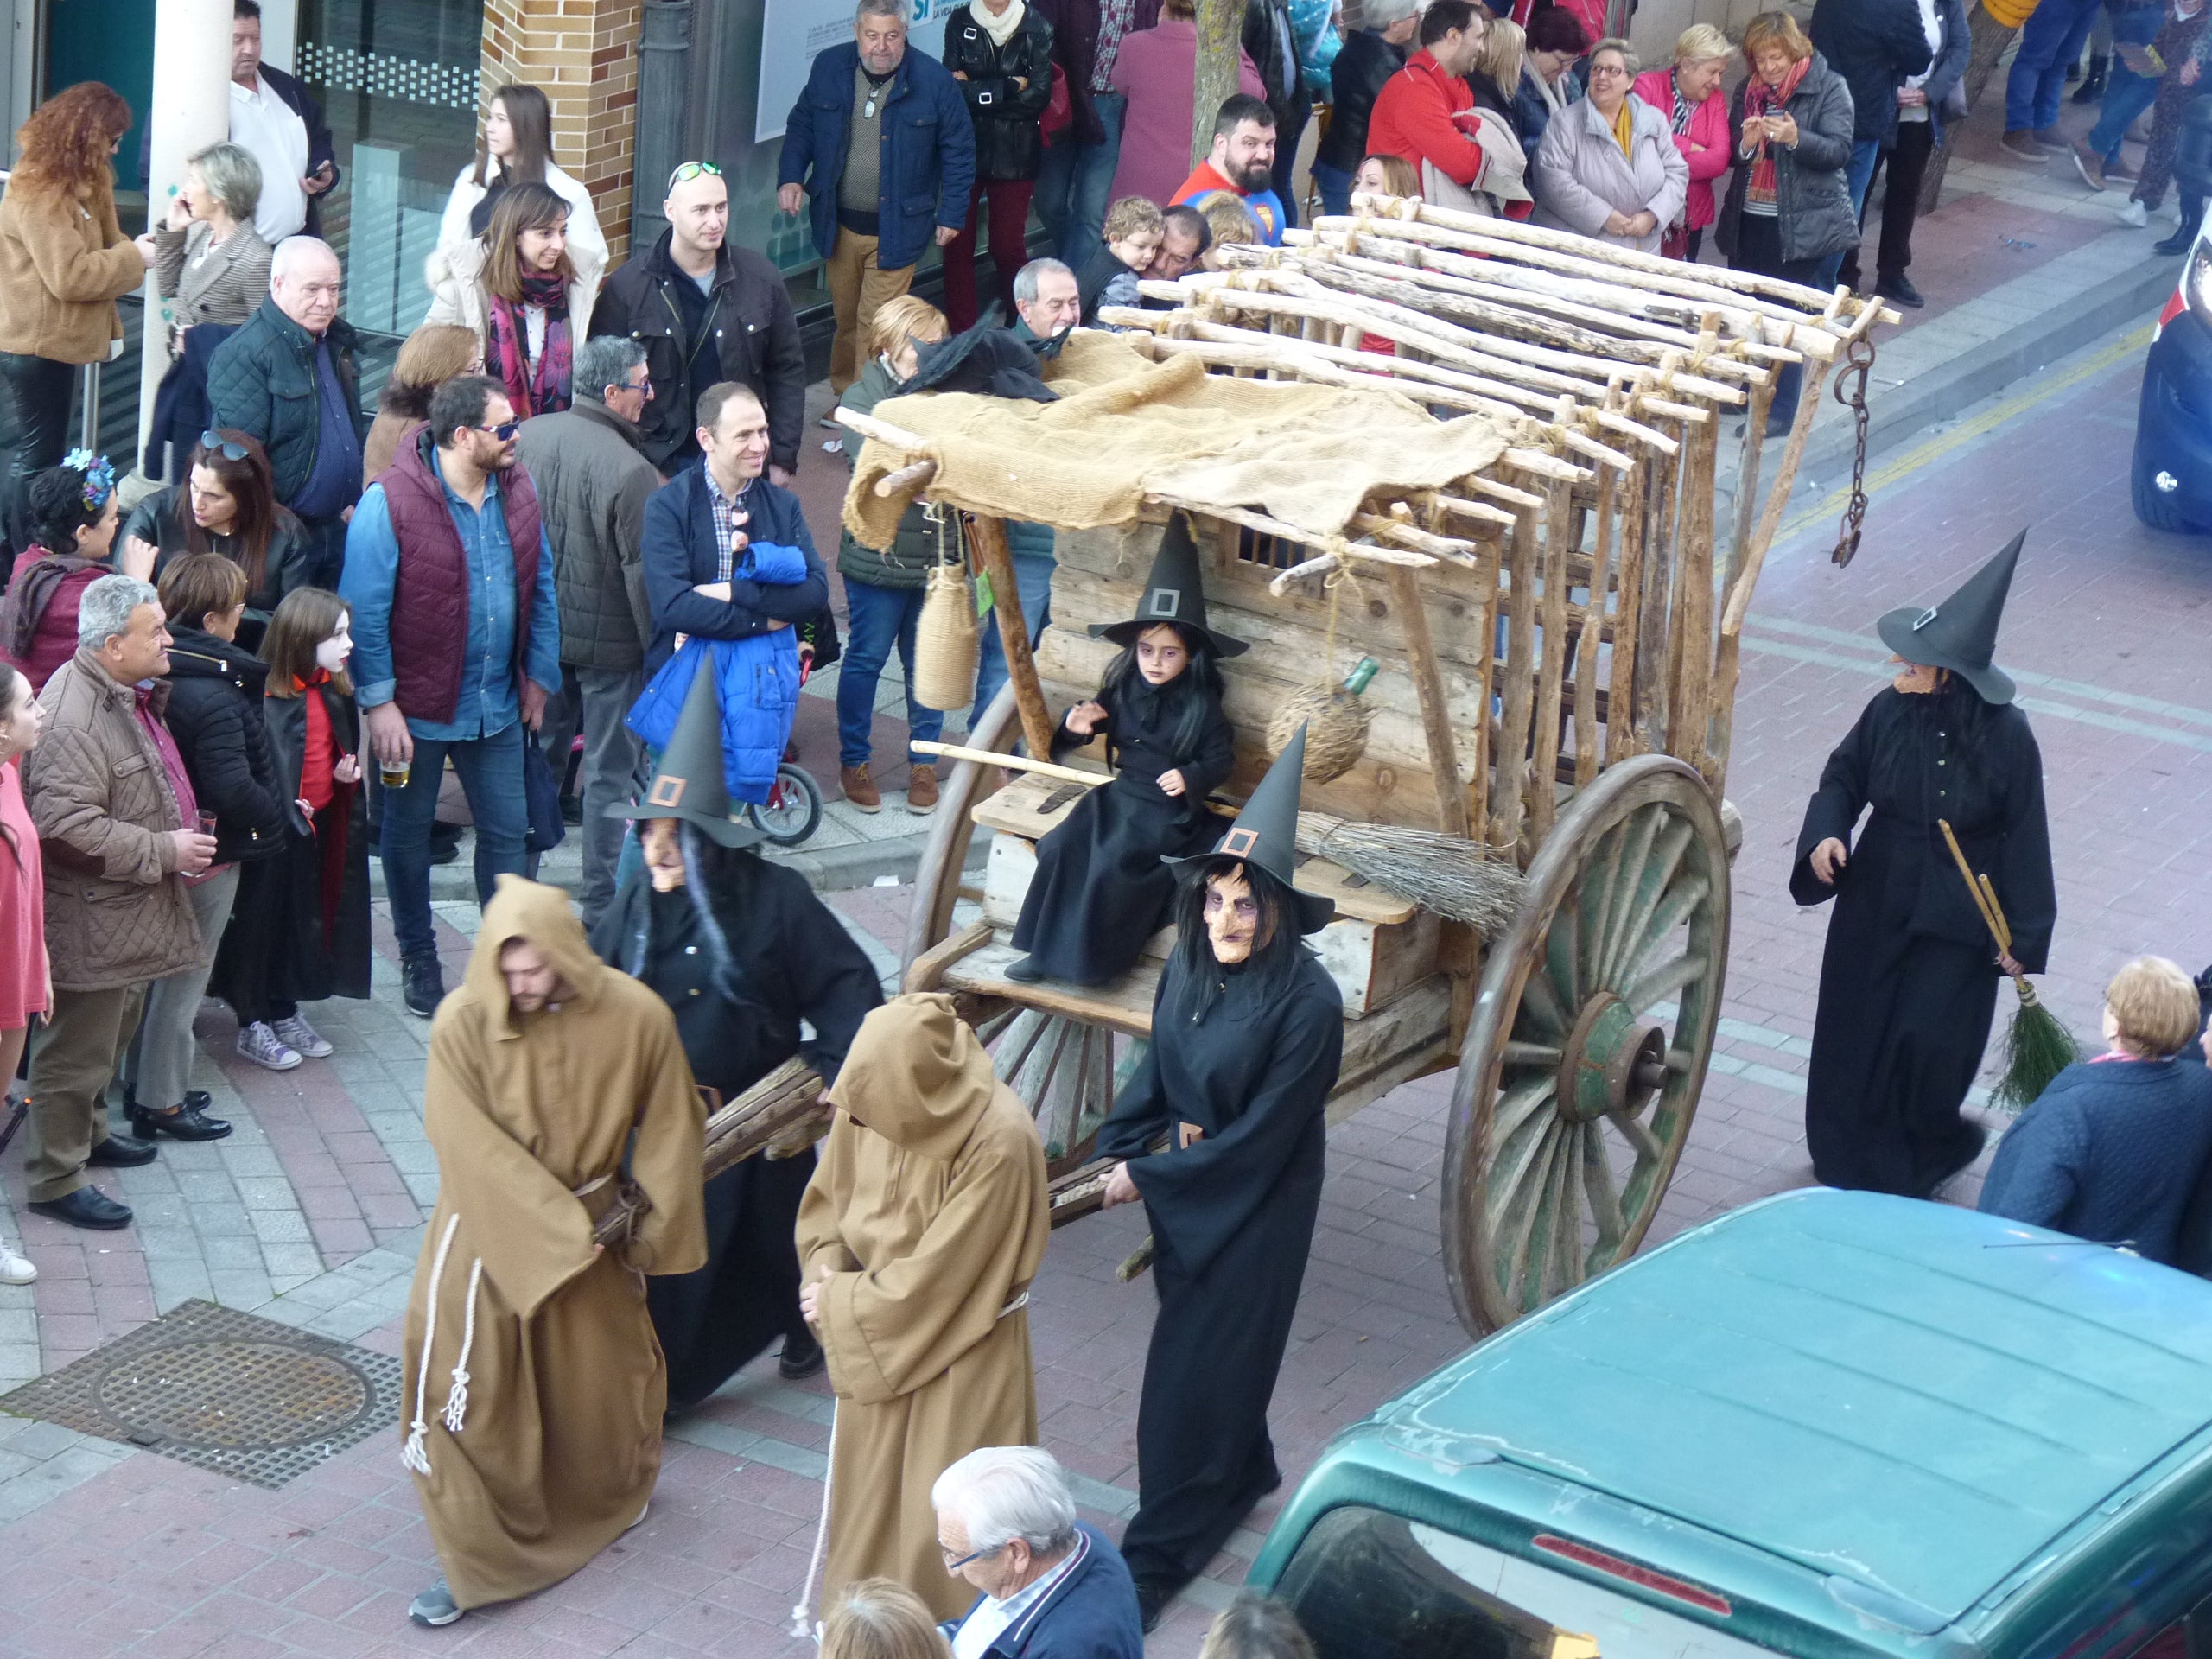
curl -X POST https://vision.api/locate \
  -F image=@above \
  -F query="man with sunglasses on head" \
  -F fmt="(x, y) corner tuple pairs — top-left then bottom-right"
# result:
(340, 375), (562, 1019)
(588, 162), (806, 485)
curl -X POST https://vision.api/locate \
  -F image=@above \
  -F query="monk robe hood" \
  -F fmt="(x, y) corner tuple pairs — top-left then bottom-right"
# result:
(830, 993), (1000, 1163)
(467, 874), (611, 1036)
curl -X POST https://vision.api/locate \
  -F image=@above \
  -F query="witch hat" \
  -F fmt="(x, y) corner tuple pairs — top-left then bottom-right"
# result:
(1875, 529), (2023, 705)
(1165, 723), (1333, 933)
(1091, 514), (1249, 658)
(607, 665), (764, 849)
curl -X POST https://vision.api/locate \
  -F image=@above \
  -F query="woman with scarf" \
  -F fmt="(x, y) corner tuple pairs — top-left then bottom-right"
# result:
(1531, 40), (1688, 252)
(1791, 534), (2056, 1199)
(1634, 24), (1735, 260)
(118, 429), (311, 651)
(590, 669), (882, 1409)
(1715, 13), (1857, 434)
(1096, 731), (1344, 1631)
(424, 181), (594, 417)
(210, 586), (372, 1073)
(0, 454), (133, 690)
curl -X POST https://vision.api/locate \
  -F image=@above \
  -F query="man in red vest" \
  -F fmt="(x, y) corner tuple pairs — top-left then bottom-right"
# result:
(340, 374), (562, 1020)
(1367, 0), (1493, 195)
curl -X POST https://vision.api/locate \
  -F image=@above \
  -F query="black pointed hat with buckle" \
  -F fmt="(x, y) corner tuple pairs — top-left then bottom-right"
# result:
(1164, 723), (1334, 933)
(1090, 514), (1249, 659)
(1874, 529), (2023, 706)
(607, 666), (765, 849)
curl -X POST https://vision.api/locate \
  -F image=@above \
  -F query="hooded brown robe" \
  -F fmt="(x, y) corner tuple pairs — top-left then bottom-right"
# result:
(795, 993), (1051, 1624)
(401, 875), (707, 1611)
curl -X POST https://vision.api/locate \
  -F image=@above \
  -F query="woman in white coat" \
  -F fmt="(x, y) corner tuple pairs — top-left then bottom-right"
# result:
(1529, 39), (1688, 253)
(423, 182), (593, 416)
(435, 82), (607, 280)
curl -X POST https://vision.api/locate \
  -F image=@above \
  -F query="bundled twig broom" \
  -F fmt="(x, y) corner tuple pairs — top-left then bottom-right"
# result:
(1938, 819), (2079, 1110)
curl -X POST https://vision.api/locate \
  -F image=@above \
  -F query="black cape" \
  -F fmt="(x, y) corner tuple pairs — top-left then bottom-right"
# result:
(1789, 684), (2055, 1196)
(1096, 946), (1344, 1586)
(1009, 677), (1236, 985)
(589, 853), (881, 1411)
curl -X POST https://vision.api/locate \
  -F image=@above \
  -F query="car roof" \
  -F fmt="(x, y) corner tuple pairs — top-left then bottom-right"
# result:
(1370, 1189), (2212, 1627)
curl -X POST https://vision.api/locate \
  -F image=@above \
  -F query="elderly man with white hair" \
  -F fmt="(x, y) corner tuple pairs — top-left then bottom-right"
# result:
(934, 1446), (1145, 1658)
(207, 234), (366, 586)
(19, 575), (219, 1232)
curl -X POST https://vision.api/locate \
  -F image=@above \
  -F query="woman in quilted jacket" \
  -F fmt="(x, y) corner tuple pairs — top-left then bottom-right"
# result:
(941, 0), (1058, 330)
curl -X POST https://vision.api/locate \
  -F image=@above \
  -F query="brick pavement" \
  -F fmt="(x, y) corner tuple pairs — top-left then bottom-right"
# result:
(3, 327), (2209, 1653)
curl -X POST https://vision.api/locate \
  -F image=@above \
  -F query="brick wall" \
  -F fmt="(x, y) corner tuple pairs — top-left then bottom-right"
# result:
(478, 0), (642, 263)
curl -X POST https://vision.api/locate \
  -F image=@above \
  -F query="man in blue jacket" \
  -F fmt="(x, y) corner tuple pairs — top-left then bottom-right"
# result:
(640, 380), (827, 681)
(934, 1446), (1145, 1659)
(777, 0), (979, 396)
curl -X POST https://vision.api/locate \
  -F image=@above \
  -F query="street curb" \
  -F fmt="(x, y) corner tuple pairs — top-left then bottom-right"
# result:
(1796, 251), (2171, 488)
(372, 823), (992, 904)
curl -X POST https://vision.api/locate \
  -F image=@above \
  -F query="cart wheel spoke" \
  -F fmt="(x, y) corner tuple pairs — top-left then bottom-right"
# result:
(1609, 1109), (1664, 1166)
(1615, 874), (1711, 995)
(1580, 1121), (1627, 1255)
(1597, 815), (1694, 992)
(1592, 804), (1662, 991)
(985, 1010), (1126, 1179)
(1548, 1125), (1586, 1300)
(1624, 951), (1711, 1017)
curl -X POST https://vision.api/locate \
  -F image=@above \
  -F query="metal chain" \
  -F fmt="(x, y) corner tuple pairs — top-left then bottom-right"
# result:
(1831, 334), (1877, 567)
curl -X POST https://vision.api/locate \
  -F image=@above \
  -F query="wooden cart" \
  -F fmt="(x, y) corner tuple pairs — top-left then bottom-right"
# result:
(835, 200), (1883, 1337)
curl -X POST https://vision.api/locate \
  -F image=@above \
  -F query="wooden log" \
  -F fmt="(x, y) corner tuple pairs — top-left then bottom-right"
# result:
(1503, 448), (1590, 483)
(904, 917), (997, 993)
(1528, 477), (1573, 844)
(874, 457), (938, 498)
(1128, 328), (1535, 424)
(1469, 534), (1500, 840)
(1574, 463), (1615, 787)
(1605, 448), (1648, 765)
(1348, 512), (1486, 567)
(1669, 414), (1717, 775)
(1385, 564), (1471, 839)
(1490, 475), (1539, 853)
(591, 1058), (828, 1247)
(969, 513), (1059, 760)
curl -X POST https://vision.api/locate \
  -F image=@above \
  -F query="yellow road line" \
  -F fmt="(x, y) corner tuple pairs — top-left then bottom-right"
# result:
(1776, 324), (2154, 544)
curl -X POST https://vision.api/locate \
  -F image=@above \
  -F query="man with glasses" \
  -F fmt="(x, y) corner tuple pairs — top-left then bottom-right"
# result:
(588, 162), (806, 484)
(513, 337), (664, 925)
(779, 0), (977, 397)
(340, 375), (562, 1018)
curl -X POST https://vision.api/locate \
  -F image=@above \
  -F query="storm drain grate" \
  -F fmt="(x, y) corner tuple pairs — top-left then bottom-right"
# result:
(0, 1299), (403, 1488)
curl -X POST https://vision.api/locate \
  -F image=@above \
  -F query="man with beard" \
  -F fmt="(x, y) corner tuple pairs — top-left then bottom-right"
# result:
(1095, 727), (1344, 1630)
(1169, 94), (1287, 245)
(590, 668), (881, 1405)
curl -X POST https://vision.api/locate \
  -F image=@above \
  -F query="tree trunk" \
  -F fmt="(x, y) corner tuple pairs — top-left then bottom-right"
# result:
(1920, 2), (2024, 213)
(1193, 0), (1245, 169)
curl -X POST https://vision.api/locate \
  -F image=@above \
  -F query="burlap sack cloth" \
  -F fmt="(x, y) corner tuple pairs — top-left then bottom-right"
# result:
(842, 333), (1513, 550)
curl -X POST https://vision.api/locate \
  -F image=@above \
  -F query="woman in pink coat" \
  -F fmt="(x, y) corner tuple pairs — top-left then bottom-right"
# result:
(0, 661), (49, 1285)
(1635, 24), (1734, 260)
(1109, 0), (1268, 208)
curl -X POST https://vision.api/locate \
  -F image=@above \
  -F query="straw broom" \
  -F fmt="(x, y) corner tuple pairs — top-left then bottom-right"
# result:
(1937, 819), (2079, 1110)
(911, 741), (1526, 928)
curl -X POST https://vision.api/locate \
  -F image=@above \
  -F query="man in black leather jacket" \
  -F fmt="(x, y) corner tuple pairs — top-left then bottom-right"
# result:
(588, 166), (806, 483)
(1244, 0), (1314, 226)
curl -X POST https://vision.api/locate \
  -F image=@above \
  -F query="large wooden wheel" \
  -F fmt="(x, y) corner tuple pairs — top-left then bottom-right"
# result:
(1443, 755), (1731, 1337)
(903, 683), (1020, 969)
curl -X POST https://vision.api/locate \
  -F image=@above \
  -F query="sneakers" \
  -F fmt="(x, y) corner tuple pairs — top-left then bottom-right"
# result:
(0, 1240), (33, 1285)
(2071, 140), (2107, 190)
(840, 763), (881, 813)
(906, 763), (939, 815)
(409, 1580), (464, 1628)
(1998, 129), (2048, 162)
(2118, 196), (2150, 226)
(2031, 124), (2069, 151)
(403, 955), (446, 1019)
(2102, 154), (2139, 184)
(237, 1021), (303, 1071)
(272, 1014), (334, 1058)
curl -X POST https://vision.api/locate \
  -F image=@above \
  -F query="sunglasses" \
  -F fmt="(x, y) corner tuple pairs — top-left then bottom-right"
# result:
(199, 429), (249, 461)
(474, 421), (522, 442)
(667, 161), (723, 188)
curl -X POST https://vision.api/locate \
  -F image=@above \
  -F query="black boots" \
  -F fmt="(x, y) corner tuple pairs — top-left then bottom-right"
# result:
(2072, 54), (2108, 103)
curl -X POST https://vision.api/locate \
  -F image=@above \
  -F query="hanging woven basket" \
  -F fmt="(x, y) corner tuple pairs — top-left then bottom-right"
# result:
(1268, 682), (1373, 783)
(914, 560), (979, 714)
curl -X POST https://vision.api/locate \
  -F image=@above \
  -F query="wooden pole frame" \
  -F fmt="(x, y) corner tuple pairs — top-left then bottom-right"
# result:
(967, 513), (1060, 760)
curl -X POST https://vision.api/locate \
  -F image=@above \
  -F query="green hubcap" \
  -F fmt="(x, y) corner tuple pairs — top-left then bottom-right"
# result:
(1555, 993), (1668, 1123)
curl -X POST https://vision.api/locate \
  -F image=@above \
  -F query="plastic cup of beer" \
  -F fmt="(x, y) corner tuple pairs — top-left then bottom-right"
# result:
(380, 757), (410, 789)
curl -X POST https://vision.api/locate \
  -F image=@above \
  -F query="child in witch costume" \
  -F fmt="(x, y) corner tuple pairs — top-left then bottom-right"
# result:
(1095, 727), (1344, 1631)
(1006, 518), (1245, 987)
(589, 669), (881, 1407)
(1791, 531), (2056, 1199)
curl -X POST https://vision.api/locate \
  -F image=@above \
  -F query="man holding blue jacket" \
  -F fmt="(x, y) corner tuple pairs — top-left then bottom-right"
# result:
(779, 0), (978, 396)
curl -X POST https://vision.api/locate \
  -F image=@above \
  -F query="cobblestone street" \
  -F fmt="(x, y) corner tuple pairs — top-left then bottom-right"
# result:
(4, 265), (2209, 1655)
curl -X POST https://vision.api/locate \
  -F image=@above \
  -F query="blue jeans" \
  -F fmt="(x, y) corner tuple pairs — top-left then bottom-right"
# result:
(973, 545), (1055, 723)
(381, 720), (530, 962)
(1312, 159), (1355, 219)
(1036, 91), (1127, 271)
(838, 576), (944, 766)
(2006, 0), (2105, 131)
(1815, 139), (1886, 290)
(2087, 4), (2165, 159)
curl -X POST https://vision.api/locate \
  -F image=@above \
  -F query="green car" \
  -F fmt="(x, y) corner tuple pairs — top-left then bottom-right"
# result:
(1247, 1188), (2212, 1659)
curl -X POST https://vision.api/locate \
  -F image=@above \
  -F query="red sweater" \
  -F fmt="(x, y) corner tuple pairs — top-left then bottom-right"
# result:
(1368, 49), (1485, 188)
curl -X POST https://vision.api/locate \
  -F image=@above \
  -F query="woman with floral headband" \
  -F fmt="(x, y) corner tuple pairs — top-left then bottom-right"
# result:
(0, 453), (139, 690)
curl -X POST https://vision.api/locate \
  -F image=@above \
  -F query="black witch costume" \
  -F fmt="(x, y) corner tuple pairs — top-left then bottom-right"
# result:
(1790, 533), (2056, 1198)
(1095, 727), (1343, 1624)
(588, 670), (881, 1409)
(1009, 518), (1243, 986)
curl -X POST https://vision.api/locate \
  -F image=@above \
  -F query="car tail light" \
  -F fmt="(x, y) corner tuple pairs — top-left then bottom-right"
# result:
(1531, 1534), (1734, 1616)
(2186, 243), (2212, 328)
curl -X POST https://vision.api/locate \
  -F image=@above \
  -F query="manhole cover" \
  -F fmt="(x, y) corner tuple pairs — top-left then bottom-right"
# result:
(0, 1300), (403, 1488)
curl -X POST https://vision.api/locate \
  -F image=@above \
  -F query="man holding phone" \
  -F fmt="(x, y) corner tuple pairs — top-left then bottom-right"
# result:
(228, 0), (340, 242)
